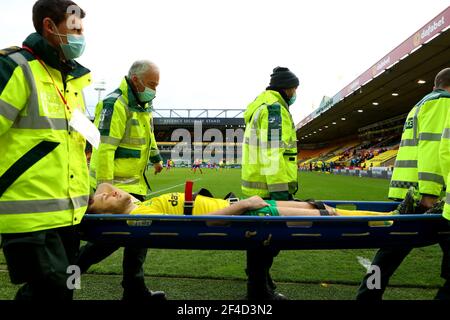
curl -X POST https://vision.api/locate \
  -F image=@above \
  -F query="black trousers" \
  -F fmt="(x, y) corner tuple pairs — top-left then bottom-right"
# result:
(356, 222), (450, 300)
(246, 246), (280, 293)
(245, 195), (292, 295)
(76, 192), (149, 294)
(1, 226), (80, 301)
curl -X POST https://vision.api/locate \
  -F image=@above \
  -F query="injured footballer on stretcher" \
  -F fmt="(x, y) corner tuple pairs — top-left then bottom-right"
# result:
(87, 183), (398, 223)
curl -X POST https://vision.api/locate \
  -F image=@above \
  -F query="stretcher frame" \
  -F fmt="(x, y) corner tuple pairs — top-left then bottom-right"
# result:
(79, 201), (450, 250)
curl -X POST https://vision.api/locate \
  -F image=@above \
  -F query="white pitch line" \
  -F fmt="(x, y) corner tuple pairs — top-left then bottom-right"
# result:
(148, 178), (202, 196)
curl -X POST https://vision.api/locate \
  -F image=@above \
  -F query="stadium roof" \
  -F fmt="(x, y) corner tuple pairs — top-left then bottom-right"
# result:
(152, 108), (246, 127)
(153, 109), (244, 118)
(297, 7), (450, 144)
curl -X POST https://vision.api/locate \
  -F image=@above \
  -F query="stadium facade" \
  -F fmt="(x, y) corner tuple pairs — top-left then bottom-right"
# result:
(152, 109), (245, 166)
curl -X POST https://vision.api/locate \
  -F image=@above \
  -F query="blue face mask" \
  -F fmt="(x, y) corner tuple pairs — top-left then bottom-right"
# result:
(60, 34), (86, 60)
(50, 20), (86, 60)
(288, 94), (297, 106)
(137, 79), (157, 104)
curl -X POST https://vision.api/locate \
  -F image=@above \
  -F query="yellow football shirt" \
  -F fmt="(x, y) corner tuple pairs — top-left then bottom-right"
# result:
(130, 193), (230, 215)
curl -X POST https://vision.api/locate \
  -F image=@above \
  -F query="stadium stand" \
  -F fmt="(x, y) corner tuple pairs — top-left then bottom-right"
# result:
(298, 145), (339, 164)
(300, 135), (400, 171)
(362, 149), (398, 168)
(153, 109), (245, 167)
(295, 7), (449, 177)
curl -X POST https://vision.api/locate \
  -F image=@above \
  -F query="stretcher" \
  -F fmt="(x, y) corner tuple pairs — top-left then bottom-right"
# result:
(79, 201), (450, 250)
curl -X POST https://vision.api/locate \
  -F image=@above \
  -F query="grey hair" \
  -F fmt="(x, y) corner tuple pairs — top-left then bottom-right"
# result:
(128, 60), (159, 79)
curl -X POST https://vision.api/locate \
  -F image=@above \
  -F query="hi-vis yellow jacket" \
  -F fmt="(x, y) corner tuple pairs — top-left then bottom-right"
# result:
(89, 77), (161, 196)
(438, 90), (450, 220)
(0, 33), (92, 234)
(389, 89), (450, 200)
(241, 90), (298, 200)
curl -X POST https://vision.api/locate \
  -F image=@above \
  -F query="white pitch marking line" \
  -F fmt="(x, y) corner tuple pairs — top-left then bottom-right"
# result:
(148, 178), (202, 196)
(357, 256), (372, 272)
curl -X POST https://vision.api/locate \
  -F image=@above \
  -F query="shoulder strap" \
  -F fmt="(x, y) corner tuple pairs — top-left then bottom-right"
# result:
(223, 192), (237, 200)
(184, 180), (194, 215)
(196, 188), (214, 198)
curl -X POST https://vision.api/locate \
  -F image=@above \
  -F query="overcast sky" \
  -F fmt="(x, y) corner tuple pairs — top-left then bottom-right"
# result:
(1, 0), (449, 124)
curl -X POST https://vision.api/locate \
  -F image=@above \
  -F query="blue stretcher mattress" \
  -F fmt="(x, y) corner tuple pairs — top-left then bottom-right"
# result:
(79, 201), (450, 250)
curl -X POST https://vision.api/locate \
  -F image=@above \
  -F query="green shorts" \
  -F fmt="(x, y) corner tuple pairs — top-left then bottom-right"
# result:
(246, 200), (279, 217)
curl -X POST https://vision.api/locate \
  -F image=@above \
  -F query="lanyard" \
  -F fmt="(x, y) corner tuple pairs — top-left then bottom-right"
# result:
(22, 45), (72, 114)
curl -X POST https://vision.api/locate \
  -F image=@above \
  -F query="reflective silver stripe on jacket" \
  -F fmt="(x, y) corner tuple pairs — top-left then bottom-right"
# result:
(446, 192), (450, 205)
(268, 183), (289, 192)
(13, 116), (67, 130)
(119, 98), (147, 146)
(122, 117), (147, 146)
(413, 106), (420, 142)
(244, 137), (297, 149)
(106, 92), (121, 99)
(72, 195), (88, 210)
(400, 139), (418, 147)
(0, 195), (88, 214)
(271, 181), (297, 192)
(282, 142), (297, 149)
(8, 52), (68, 131)
(242, 180), (297, 193)
(442, 128), (450, 139)
(390, 180), (419, 189)
(101, 136), (121, 146)
(97, 179), (113, 185)
(282, 141), (295, 149)
(252, 105), (265, 130)
(99, 123), (145, 148)
(247, 104), (281, 145)
(418, 172), (445, 185)
(0, 99), (20, 121)
(121, 137), (146, 145)
(242, 180), (268, 190)
(394, 160), (418, 168)
(113, 177), (140, 185)
(245, 104), (266, 142)
(118, 96), (127, 107)
(419, 132), (442, 142)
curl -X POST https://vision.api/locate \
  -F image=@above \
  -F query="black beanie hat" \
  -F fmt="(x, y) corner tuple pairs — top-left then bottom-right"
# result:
(269, 66), (299, 89)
